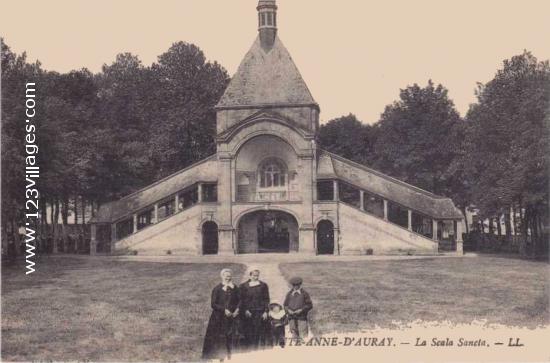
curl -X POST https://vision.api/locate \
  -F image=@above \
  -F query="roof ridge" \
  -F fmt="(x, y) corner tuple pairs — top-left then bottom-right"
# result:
(320, 149), (448, 200)
(105, 154), (217, 206)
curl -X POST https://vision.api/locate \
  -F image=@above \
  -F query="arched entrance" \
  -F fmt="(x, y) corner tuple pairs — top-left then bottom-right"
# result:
(202, 222), (219, 255)
(237, 210), (299, 253)
(317, 220), (334, 255)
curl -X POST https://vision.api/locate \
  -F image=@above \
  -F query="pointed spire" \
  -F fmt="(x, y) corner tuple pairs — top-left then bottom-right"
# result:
(257, 0), (277, 50)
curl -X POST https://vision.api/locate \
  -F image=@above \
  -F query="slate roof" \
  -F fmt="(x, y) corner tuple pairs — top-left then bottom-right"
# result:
(319, 150), (464, 220)
(216, 36), (317, 109)
(91, 155), (218, 223)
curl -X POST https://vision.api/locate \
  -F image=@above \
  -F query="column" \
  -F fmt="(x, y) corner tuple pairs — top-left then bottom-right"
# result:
(312, 174), (318, 202)
(110, 223), (117, 253)
(217, 154), (234, 255)
(231, 159), (236, 203)
(299, 154), (315, 253)
(133, 214), (138, 234)
(456, 219), (464, 255)
(175, 194), (180, 212)
(432, 219), (439, 253)
(407, 210), (413, 231)
(153, 203), (159, 224)
(197, 183), (203, 203)
(360, 190), (365, 211)
(333, 180), (339, 202)
(333, 228), (340, 255)
(383, 200), (388, 221)
(90, 224), (97, 255)
(509, 205), (515, 235)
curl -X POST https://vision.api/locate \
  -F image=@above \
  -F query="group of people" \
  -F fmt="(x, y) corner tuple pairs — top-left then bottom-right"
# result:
(201, 267), (313, 361)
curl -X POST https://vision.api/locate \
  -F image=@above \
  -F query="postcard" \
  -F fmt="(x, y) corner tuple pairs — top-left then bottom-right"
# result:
(1, 1), (548, 362)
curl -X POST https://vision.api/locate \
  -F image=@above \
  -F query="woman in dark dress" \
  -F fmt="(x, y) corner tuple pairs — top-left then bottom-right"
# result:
(239, 267), (270, 350)
(202, 268), (241, 361)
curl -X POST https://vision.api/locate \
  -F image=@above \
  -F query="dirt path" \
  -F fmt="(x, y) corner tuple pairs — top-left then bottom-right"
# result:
(244, 262), (288, 306)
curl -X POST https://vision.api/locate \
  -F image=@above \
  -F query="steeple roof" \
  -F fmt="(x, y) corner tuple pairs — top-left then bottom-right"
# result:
(216, 36), (317, 109)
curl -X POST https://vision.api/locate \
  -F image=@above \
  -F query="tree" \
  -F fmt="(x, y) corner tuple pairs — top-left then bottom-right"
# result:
(318, 113), (376, 165)
(148, 42), (229, 177)
(371, 80), (463, 196)
(1, 39), (42, 254)
(464, 51), (549, 256)
(33, 69), (99, 250)
(94, 53), (155, 201)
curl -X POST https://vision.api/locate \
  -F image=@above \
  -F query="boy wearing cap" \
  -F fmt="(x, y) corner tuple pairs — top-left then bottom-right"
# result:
(283, 276), (313, 343)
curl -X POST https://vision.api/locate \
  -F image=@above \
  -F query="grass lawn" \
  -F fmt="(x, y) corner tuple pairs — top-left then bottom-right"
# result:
(280, 256), (549, 335)
(1, 256), (245, 362)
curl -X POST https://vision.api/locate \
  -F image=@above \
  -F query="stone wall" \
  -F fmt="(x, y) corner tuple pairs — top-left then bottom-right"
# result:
(217, 106), (318, 135)
(338, 203), (438, 255)
(114, 205), (203, 255)
(237, 212), (260, 253)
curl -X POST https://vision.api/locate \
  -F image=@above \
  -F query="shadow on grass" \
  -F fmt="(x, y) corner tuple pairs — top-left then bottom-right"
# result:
(280, 256), (549, 335)
(2, 256), (246, 362)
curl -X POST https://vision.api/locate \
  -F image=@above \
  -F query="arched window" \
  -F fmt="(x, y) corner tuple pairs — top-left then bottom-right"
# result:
(258, 158), (287, 188)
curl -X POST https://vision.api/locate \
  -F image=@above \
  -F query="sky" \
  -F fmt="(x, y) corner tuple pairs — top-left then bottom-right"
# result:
(1, 0), (549, 124)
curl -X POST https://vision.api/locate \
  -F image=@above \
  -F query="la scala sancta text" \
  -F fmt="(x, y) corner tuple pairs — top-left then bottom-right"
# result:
(415, 338), (488, 347)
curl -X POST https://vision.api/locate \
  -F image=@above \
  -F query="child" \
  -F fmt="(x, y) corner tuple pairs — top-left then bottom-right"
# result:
(268, 303), (287, 347)
(283, 276), (313, 344)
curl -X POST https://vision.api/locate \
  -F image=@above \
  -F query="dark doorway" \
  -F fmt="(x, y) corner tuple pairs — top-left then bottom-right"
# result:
(237, 211), (298, 253)
(257, 212), (290, 253)
(202, 222), (219, 255)
(317, 220), (334, 255)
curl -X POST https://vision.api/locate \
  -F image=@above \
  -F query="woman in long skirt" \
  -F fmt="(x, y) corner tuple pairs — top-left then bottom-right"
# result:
(202, 268), (241, 361)
(239, 267), (270, 350)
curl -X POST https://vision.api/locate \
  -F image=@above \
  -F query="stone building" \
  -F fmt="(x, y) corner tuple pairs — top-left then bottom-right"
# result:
(90, 0), (465, 256)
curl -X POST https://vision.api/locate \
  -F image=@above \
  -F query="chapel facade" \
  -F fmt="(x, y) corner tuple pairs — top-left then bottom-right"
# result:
(90, 0), (465, 256)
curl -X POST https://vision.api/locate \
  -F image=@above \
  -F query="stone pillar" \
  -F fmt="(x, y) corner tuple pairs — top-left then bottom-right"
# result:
(360, 191), (365, 211)
(153, 204), (159, 224)
(456, 220), (464, 255)
(299, 154), (315, 254)
(175, 194), (180, 212)
(299, 226), (315, 253)
(90, 224), (97, 255)
(383, 200), (388, 221)
(312, 175), (318, 202)
(231, 158), (236, 203)
(218, 153), (234, 255)
(133, 214), (138, 234)
(111, 224), (117, 241)
(198, 183), (203, 203)
(110, 223), (117, 254)
(218, 227), (234, 255)
(431, 219), (439, 253)
(509, 205), (515, 235)
(333, 227), (340, 255)
(333, 180), (339, 201)
(408, 209), (413, 231)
